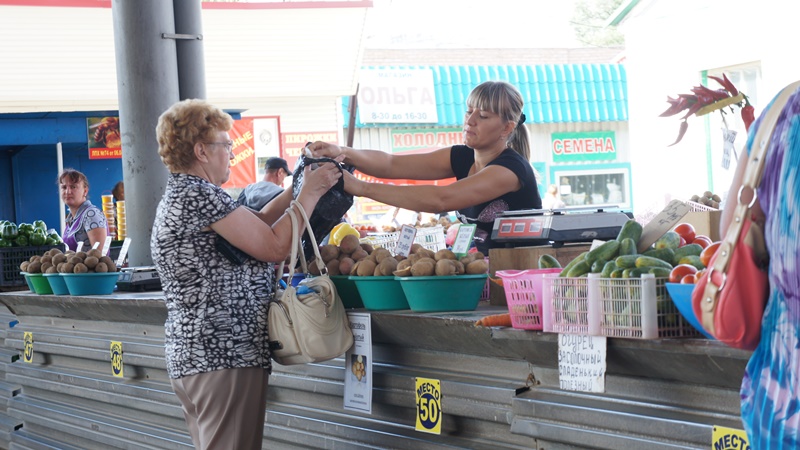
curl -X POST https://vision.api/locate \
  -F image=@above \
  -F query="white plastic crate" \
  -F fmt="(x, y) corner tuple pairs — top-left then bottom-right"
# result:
(543, 273), (702, 340)
(360, 225), (445, 254)
(687, 200), (718, 212)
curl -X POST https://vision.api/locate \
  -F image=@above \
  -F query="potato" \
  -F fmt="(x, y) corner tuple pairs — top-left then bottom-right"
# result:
(69, 256), (83, 265)
(371, 248), (392, 263)
(45, 266), (58, 274)
(94, 262), (108, 273)
(41, 255), (52, 265)
(308, 260), (322, 276)
(416, 248), (436, 260)
(19, 261), (29, 272)
(435, 259), (457, 276)
(359, 242), (374, 254)
(73, 263), (88, 274)
(356, 259), (377, 277)
(394, 254), (406, 262)
(84, 256), (99, 270)
(339, 234), (360, 255)
(378, 257), (398, 276)
(396, 259), (412, 272)
(87, 248), (102, 259)
(434, 249), (457, 261)
(40, 262), (53, 273)
(454, 260), (465, 275)
(409, 243), (424, 254)
(319, 244), (340, 263)
(410, 260), (435, 277)
(373, 264), (382, 276)
(325, 259), (341, 276)
(59, 262), (74, 274)
(27, 261), (42, 273)
(99, 256), (116, 272)
(350, 261), (361, 276)
(75, 251), (87, 260)
(393, 267), (412, 277)
(52, 253), (67, 265)
(350, 248), (368, 262)
(466, 259), (489, 274)
(339, 257), (355, 276)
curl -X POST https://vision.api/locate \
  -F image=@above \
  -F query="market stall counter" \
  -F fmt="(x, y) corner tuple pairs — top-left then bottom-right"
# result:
(0, 289), (750, 449)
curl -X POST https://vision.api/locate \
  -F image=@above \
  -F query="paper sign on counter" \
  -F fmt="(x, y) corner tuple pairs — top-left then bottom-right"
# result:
(557, 334), (606, 393)
(344, 313), (373, 413)
(395, 225), (417, 257)
(452, 224), (476, 258)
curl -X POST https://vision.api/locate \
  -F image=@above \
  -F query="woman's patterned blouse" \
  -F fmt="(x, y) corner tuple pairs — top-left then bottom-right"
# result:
(151, 173), (274, 379)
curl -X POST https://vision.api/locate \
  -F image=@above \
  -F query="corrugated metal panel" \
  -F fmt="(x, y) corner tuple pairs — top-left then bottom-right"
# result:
(0, 4), (369, 113)
(0, 293), (749, 450)
(345, 64), (628, 127)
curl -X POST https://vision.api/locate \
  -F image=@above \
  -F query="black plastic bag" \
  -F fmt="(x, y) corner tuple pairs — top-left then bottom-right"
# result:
(291, 154), (356, 261)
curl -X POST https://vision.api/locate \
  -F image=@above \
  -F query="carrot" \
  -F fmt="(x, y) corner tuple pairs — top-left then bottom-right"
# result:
(475, 313), (513, 328)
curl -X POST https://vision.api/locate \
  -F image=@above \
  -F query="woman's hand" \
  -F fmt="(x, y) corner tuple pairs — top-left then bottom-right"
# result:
(306, 141), (346, 163)
(298, 162), (342, 201)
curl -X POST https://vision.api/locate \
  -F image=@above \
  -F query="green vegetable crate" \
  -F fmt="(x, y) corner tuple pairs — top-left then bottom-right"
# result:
(0, 245), (65, 287)
(542, 273), (702, 339)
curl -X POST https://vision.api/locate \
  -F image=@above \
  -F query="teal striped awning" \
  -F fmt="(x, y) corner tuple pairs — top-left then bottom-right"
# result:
(344, 64), (627, 128)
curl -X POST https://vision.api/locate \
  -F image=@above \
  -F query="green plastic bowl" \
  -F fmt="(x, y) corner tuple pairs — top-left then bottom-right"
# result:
(330, 275), (364, 309)
(44, 273), (70, 296)
(397, 274), (488, 313)
(27, 273), (53, 295)
(20, 272), (35, 292)
(350, 276), (409, 311)
(62, 272), (120, 296)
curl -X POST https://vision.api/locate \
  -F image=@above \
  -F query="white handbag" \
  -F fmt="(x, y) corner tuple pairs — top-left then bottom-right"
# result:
(268, 201), (354, 365)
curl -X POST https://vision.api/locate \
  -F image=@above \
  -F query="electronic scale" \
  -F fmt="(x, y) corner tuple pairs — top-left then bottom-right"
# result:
(491, 206), (632, 248)
(117, 266), (162, 292)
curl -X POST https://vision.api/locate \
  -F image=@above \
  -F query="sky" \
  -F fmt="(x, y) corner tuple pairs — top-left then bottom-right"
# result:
(365, 0), (580, 48)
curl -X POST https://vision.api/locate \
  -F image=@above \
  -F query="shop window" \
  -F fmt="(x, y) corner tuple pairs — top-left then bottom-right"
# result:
(550, 164), (632, 211)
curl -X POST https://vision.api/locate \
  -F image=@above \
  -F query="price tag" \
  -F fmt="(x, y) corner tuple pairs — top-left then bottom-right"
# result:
(75, 241), (84, 253)
(91, 241), (100, 250)
(721, 128), (737, 169)
(115, 237), (132, 267)
(395, 225), (417, 257)
(101, 236), (112, 256)
(557, 334), (607, 393)
(452, 224), (476, 258)
(23, 332), (33, 363)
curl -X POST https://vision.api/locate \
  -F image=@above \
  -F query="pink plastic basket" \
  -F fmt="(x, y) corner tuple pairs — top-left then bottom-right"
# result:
(497, 268), (562, 330)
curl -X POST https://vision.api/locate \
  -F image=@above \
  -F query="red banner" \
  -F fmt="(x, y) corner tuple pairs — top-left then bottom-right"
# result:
(281, 131), (339, 171)
(222, 118), (257, 189)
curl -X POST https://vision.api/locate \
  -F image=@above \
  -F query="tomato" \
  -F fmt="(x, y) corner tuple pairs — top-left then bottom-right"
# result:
(669, 263), (698, 283)
(692, 235), (712, 249)
(700, 241), (721, 267)
(680, 273), (696, 284)
(679, 236), (687, 247)
(673, 223), (696, 244)
(694, 269), (706, 283)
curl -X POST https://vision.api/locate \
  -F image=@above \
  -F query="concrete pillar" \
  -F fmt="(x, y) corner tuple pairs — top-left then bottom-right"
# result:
(174, 0), (207, 100)
(111, 0), (179, 267)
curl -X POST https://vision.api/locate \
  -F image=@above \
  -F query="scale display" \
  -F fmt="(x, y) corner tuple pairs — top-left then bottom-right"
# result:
(493, 215), (552, 240)
(491, 209), (630, 247)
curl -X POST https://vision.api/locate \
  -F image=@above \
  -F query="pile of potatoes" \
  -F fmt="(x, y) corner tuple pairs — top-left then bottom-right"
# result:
(308, 233), (488, 277)
(20, 248), (117, 274)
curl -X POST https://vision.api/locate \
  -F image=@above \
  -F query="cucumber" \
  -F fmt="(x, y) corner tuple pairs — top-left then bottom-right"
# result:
(559, 251), (589, 277)
(672, 243), (703, 265)
(565, 260), (591, 278)
(642, 247), (675, 264)
(610, 268), (624, 278)
(618, 237), (637, 256)
(584, 240), (620, 267)
(600, 260), (617, 278)
(635, 255), (673, 270)
(648, 267), (671, 278)
(591, 258), (607, 273)
(622, 267), (648, 278)
(678, 255), (705, 270)
(538, 254), (561, 269)
(616, 219), (643, 245)
(615, 254), (639, 269)
(654, 230), (681, 250)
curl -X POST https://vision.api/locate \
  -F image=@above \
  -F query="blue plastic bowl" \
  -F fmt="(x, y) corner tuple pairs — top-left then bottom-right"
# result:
(20, 272), (34, 292)
(44, 273), (70, 296)
(665, 282), (715, 340)
(350, 276), (409, 311)
(397, 274), (488, 313)
(62, 272), (120, 296)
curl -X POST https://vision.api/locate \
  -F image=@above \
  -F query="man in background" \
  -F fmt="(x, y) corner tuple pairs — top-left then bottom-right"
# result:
(238, 157), (292, 210)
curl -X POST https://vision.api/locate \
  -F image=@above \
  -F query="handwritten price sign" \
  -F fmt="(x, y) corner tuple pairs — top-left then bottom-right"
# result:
(452, 224), (477, 258)
(395, 225), (418, 257)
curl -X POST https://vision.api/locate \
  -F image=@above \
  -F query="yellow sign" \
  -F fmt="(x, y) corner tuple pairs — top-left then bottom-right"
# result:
(712, 425), (751, 450)
(110, 341), (124, 378)
(415, 377), (442, 434)
(23, 332), (33, 363)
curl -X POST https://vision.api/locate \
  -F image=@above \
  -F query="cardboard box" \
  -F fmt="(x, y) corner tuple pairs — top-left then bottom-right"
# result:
(488, 244), (591, 306)
(681, 210), (722, 242)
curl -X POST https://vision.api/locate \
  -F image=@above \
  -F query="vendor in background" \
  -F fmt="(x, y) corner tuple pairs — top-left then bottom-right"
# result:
(112, 181), (124, 202)
(308, 80), (541, 253)
(58, 169), (108, 251)
(237, 156), (291, 210)
(542, 184), (566, 210)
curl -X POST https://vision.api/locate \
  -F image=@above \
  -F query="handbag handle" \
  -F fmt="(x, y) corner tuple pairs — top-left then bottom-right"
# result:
(277, 201), (328, 286)
(700, 81), (800, 311)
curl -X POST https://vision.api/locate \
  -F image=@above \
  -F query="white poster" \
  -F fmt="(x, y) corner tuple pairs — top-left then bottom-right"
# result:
(252, 117), (281, 179)
(357, 68), (438, 124)
(344, 312), (373, 413)
(557, 334), (607, 393)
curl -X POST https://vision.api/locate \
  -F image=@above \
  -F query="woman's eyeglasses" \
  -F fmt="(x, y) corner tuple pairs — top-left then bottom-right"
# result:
(207, 141), (234, 154)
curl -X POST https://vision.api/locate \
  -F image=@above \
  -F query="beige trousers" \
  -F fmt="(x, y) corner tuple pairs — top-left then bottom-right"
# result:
(171, 367), (270, 450)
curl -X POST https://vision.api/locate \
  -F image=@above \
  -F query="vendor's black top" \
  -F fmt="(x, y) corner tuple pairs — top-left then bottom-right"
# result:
(450, 145), (541, 253)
